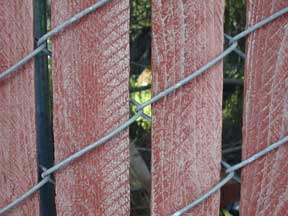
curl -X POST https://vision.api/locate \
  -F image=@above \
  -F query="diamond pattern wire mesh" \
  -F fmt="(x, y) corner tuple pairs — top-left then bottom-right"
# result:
(0, 1), (287, 215)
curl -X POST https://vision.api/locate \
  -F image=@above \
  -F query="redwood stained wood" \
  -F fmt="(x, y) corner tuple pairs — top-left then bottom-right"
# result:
(241, 1), (288, 215)
(51, 0), (130, 215)
(151, 0), (224, 215)
(0, 1), (39, 215)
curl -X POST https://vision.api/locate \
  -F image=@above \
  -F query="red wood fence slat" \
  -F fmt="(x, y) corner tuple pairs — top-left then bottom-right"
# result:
(241, 1), (288, 215)
(151, 0), (224, 215)
(51, 0), (130, 215)
(0, 1), (40, 215)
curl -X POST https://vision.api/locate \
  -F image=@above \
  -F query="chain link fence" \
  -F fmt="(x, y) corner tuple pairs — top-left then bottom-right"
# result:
(0, 0), (287, 215)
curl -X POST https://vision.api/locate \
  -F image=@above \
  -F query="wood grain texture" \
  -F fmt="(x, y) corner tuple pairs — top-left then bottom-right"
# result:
(0, 1), (39, 215)
(151, 0), (224, 215)
(240, 1), (288, 215)
(51, 0), (130, 215)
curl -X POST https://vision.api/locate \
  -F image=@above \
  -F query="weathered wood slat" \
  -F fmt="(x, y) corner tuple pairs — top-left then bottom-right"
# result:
(241, 1), (288, 215)
(51, 0), (130, 215)
(151, 0), (224, 215)
(0, 1), (40, 215)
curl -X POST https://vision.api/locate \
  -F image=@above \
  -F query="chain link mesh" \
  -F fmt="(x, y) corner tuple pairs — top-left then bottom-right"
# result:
(0, 1), (287, 215)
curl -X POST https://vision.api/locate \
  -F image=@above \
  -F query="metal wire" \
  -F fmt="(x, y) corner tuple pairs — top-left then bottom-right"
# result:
(230, 7), (288, 43)
(136, 42), (238, 111)
(40, 42), (236, 179)
(41, 113), (140, 178)
(226, 136), (288, 173)
(224, 34), (245, 59)
(0, 177), (50, 215)
(221, 160), (241, 183)
(129, 98), (152, 122)
(174, 135), (288, 215)
(171, 172), (235, 216)
(39, 165), (55, 185)
(0, 4), (287, 215)
(0, 44), (46, 81)
(37, 0), (110, 46)
(0, 0), (110, 82)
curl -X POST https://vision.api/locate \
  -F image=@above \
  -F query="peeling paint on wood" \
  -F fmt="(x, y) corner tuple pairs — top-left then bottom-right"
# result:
(51, 0), (130, 215)
(241, 1), (288, 215)
(0, 1), (39, 215)
(151, 0), (224, 215)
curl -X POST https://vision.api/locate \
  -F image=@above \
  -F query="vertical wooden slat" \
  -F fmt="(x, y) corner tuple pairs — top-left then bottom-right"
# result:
(151, 0), (224, 215)
(241, 1), (288, 215)
(51, 0), (130, 215)
(0, 1), (40, 215)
